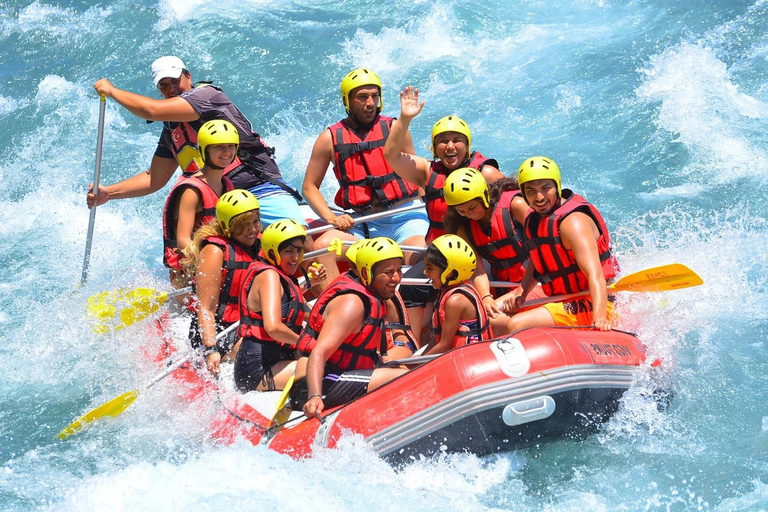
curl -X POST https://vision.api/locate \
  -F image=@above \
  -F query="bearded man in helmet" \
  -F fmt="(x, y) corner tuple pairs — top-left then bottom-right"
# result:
(88, 55), (306, 230)
(297, 237), (410, 418)
(501, 157), (620, 332)
(302, 68), (429, 286)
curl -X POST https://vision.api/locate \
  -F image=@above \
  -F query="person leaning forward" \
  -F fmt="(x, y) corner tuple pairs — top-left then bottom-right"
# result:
(297, 237), (409, 418)
(88, 56), (306, 230)
(303, 68), (429, 287)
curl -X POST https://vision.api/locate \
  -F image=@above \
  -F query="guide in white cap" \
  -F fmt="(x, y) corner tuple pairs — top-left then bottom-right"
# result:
(89, 56), (309, 288)
(151, 56), (186, 86)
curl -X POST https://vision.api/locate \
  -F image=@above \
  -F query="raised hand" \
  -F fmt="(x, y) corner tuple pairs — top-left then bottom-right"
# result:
(399, 85), (425, 120)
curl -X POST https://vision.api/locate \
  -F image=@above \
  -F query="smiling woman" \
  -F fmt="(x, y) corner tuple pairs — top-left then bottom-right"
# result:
(180, 190), (263, 376)
(233, 219), (326, 393)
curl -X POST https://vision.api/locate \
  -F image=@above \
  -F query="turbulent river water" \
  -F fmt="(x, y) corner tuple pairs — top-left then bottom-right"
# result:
(2, 0), (768, 510)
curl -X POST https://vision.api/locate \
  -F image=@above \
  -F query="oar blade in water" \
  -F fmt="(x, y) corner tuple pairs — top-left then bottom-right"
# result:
(612, 263), (703, 293)
(87, 288), (168, 333)
(58, 389), (140, 440)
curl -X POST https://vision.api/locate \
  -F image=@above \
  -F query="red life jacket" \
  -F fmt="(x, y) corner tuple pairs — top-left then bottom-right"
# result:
(523, 190), (619, 296)
(464, 189), (529, 283)
(162, 175), (234, 270)
(424, 152), (497, 242)
(329, 116), (419, 210)
(296, 272), (386, 371)
(199, 235), (259, 324)
(431, 283), (493, 348)
(237, 260), (307, 345)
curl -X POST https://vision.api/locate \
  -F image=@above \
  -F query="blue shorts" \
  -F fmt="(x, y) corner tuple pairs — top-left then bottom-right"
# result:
(349, 201), (428, 243)
(249, 182), (307, 228)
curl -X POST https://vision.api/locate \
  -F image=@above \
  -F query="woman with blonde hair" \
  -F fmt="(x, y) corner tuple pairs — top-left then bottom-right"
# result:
(182, 189), (262, 376)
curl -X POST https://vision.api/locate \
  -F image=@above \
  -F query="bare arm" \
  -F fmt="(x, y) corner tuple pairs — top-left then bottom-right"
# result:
(94, 79), (199, 122)
(196, 244), (225, 374)
(301, 130), (355, 230)
(87, 155), (179, 208)
(425, 293), (471, 355)
(253, 269), (301, 346)
(457, 224), (500, 318)
(510, 194), (530, 225)
(480, 165), (505, 184)
(383, 86), (430, 188)
(302, 294), (365, 418)
(560, 212), (609, 330)
(175, 187), (202, 253)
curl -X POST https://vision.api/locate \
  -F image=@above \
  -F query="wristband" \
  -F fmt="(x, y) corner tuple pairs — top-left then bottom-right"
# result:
(202, 346), (217, 357)
(482, 294), (493, 300)
(308, 393), (323, 400)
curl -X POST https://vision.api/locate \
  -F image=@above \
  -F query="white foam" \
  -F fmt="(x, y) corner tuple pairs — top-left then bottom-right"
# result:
(637, 43), (768, 183)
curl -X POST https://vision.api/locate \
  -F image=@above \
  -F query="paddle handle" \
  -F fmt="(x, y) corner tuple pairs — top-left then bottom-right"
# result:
(145, 320), (240, 391)
(399, 278), (521, 288)
(305, 201), (425, 236)
(166, 286), (193, 299)
(521, 290), (590, 309)
(81, 94), (107, 285)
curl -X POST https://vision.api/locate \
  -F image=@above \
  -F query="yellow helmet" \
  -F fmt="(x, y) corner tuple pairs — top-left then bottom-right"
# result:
(431, 234), (477, 286)
(216, 190), (260, 236)
(355, 237), (403, 286)
(345, 239), (369, 267)
(198, 120), (239, 166)
(443, 167), (489, 208)
(340, 68), (382, 114)
(431, 115), (471, 159)
(517, 156), (561, 203)
(261, 219), (306, 266)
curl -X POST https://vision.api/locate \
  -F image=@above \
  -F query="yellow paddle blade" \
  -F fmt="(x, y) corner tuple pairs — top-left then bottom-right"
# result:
(87, 288), (168, 333)
(58, 389), (140, 440)
(269, 374), (295, 427)
(611, 263), (703, 293)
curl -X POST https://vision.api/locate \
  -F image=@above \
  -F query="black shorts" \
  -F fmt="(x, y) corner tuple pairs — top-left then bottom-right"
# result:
(233, 337), (295, 393)
(321, 366), (375, 409)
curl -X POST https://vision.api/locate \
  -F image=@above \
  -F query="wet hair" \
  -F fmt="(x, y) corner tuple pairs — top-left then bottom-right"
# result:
(444, 176), (519, 234)
(180, 209), (261, 276)
(424, 244), (457, 285)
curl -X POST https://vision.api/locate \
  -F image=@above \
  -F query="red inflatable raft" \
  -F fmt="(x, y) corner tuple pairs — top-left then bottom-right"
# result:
(147, 316), (657, 464)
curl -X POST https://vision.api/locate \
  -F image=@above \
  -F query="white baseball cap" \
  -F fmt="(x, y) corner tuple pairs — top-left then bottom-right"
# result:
(151, 56), (186, 86)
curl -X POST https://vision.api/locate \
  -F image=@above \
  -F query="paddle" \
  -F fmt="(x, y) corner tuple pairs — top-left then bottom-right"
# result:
(305, 201), (425, 236)
(80, 94), (107, 285)
(520, 263), (703, 309)
(269, 373), (295, 428)
(88, 239), (342, 333)
(59, 321), (240, 440)
(88, 286), (193, 333)
(400, 277), (521, 288)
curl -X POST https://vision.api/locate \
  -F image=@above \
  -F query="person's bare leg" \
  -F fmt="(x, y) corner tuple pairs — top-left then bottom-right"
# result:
(401, 234), (426, 265)
(505, 306), (556, 333)
(368, 367), (408, 392)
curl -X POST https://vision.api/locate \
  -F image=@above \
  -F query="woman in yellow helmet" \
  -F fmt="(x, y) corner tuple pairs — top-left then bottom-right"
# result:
(381, 85), (505, 343)
(181, 190), (262, 376)
(233, 220), (327, 392)
(442, 168), (547, 333)
(162, 119), (237, 288)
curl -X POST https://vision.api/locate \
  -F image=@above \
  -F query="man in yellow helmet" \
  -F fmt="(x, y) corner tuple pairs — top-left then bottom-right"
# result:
(302, 68), (429, 286)
(87, 55), (306, 230)
(501, 157), (620, 331)
(297, 237), (410, 417)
